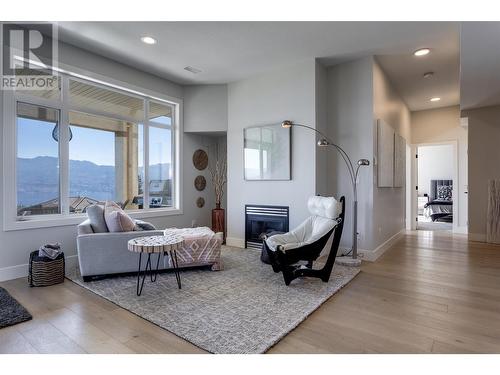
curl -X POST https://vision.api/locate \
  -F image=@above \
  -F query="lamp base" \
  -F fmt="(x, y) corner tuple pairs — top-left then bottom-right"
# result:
(335, 256), (362, 267)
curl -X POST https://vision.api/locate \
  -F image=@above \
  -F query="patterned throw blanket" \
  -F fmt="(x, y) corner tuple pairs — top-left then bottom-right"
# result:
(163, 227), (223, 270)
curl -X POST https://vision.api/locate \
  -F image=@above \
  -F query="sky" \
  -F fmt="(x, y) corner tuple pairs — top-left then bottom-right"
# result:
(17, 117), (172, 166)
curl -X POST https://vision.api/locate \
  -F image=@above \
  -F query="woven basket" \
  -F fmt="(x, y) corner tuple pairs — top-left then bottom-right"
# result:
(28, 251), (65, 287)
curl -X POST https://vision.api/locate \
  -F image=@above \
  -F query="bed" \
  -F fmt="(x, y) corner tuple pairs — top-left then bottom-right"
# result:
(423, 179), (453, 222)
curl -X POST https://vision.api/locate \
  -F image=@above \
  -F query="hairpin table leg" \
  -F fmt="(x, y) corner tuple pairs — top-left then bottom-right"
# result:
(170, 250), (182, 289)
(136, 252), (152, 296)
(151, 252), (162, 282)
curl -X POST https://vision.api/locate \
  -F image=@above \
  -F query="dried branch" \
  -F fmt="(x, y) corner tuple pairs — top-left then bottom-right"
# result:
(208, 139), (227, 207)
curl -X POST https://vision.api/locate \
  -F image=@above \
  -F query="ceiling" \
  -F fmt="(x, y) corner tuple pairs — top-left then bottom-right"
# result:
(57, 21), (460, 111)
(460, 22), (500, 110)
(375, 27), (460, 111)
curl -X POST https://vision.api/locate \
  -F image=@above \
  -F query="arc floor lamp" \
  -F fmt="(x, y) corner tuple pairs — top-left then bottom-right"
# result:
(281, 120), (370, 266)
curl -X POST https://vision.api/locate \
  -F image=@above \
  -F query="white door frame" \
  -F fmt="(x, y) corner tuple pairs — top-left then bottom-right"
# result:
(411, 140), (459, 232)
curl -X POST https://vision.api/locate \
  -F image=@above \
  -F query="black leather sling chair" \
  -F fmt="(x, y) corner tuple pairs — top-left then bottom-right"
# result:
(263, 196), (345, 286)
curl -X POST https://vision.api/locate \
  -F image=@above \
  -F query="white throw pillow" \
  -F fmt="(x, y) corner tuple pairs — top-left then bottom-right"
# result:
(104, 201), (135, 232)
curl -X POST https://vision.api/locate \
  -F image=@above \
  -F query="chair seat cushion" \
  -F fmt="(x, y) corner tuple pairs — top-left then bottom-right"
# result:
(266, 216), (338, 252)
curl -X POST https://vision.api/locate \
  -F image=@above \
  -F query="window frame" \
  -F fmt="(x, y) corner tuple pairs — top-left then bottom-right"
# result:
(3, 68), (183, 231)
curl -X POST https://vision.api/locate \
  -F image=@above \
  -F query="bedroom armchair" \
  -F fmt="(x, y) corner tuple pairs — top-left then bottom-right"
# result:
(263, 196), (345, 285)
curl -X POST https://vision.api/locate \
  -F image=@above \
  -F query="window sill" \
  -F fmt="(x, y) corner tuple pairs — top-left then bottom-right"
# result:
(3, 207), (183, 232)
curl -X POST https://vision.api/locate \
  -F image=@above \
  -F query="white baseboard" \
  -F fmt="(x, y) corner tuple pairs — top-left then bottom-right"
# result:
(228, 230), (405, 263)
(0, 255), (78, 282)
(0, 264), (28, 282)
(226, 237), (245, 248)
(453, 226), (468, 234)
(468, 232), (486, 242)
(358, 230), (405, 262)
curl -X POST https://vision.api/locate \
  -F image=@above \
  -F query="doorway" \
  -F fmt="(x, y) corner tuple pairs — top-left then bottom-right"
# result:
(416, 143), (455, 231)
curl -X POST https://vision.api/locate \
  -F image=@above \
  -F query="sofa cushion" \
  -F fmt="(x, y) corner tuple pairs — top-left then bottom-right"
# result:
(86, 204), (108, 233)
(134, 220), (157, 231)
(104, 201), (135, 232)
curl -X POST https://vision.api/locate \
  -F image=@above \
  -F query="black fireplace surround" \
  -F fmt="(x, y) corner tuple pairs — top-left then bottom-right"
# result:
(245, 205), (289, 249)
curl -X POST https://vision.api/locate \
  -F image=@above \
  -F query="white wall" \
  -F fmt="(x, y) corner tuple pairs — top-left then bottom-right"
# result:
(226, 60), (317, 246)
(417, 145), (454, 196)
(0, 43), (216, 281)
(461, 105), (500, 241)
(411, 106), (468, 229)
(372, 61), (411, 250)
(315, 61), (328, 196)
(326, 57), (374, 251)
(184, 85), (228, 133)
(324, 57), (410, 258)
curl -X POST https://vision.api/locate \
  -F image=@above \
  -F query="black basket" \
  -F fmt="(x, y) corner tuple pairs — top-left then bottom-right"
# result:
(28, 251), (65, 287)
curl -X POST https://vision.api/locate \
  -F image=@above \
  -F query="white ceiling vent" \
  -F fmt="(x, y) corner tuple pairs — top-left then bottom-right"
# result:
(184, 66), (202, 74)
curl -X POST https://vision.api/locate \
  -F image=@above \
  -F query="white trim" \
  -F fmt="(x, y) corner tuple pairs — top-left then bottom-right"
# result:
(358, 229), (405, 262)
(468, 232), (486, 242)
(454, 226), (469, 235)
(143, 97), (150, 210)
(3, 90), (17, 230)
(226, 237), (245, 248)
(12, 54), (182, 104)
(412, 140), (461, 233)
(3, 207), (183, 231)
(0, 264), (28, 282)
(224, 232), (405, 263)
(60, 75), (70, 215)
(0, 255), (78, 282)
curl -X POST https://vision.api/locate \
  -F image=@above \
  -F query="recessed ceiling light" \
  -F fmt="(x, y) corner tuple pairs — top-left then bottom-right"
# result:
(423, 72), (434, 79)
(184, 66), (202, 74)
(141, 36), (157, 45)
(430, 97), (441, 102)
(414, 48), (431, 57)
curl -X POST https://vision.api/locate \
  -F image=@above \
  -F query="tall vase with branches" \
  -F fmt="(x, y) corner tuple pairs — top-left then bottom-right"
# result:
(209, 139), (227, 240)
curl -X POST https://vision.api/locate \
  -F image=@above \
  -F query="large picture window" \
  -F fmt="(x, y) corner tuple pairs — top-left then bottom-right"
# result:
(7, 71), (179, 225)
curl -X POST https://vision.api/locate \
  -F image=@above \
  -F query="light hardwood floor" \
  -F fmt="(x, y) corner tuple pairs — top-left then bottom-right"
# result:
(1, 230), (500, 354)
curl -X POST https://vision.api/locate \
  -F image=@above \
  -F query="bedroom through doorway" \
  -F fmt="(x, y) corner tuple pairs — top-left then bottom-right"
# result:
(416, 144), (454, 231)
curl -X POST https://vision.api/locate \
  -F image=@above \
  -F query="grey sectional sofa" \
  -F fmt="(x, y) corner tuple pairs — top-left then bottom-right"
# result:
(77, 219), (168, 281)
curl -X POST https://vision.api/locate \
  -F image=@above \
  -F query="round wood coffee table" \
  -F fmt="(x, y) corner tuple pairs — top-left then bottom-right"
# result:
(128, 234), (184, 296)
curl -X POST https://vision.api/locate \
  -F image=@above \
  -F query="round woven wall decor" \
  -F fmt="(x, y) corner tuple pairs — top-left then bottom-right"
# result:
(196, 197), (205, 208)
(194, 175), (206, 191)
(193, 149), (208, 170)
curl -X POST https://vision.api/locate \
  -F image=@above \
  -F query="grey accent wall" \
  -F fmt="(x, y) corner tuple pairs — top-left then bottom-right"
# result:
(184, 85), (228, 133)
(372, 60), (411, 249)
(315, 61), (328, 196)
(462, 105), (500, 241)
(326, 57), (374, 250)
(325, 58), (410, 254)
(226, 60), (317, 245)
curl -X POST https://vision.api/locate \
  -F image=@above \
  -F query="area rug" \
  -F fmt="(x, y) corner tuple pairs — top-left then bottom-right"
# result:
(0, 287), (32, 329)
(67, 246), (360, 353)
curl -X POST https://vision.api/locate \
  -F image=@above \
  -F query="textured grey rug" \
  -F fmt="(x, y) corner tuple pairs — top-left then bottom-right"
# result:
(67, 246), (360, 353)
(0, 287), (32, 329)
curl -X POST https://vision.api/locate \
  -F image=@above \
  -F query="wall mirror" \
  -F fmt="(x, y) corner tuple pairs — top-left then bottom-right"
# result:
(244, 124), (291, 180)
